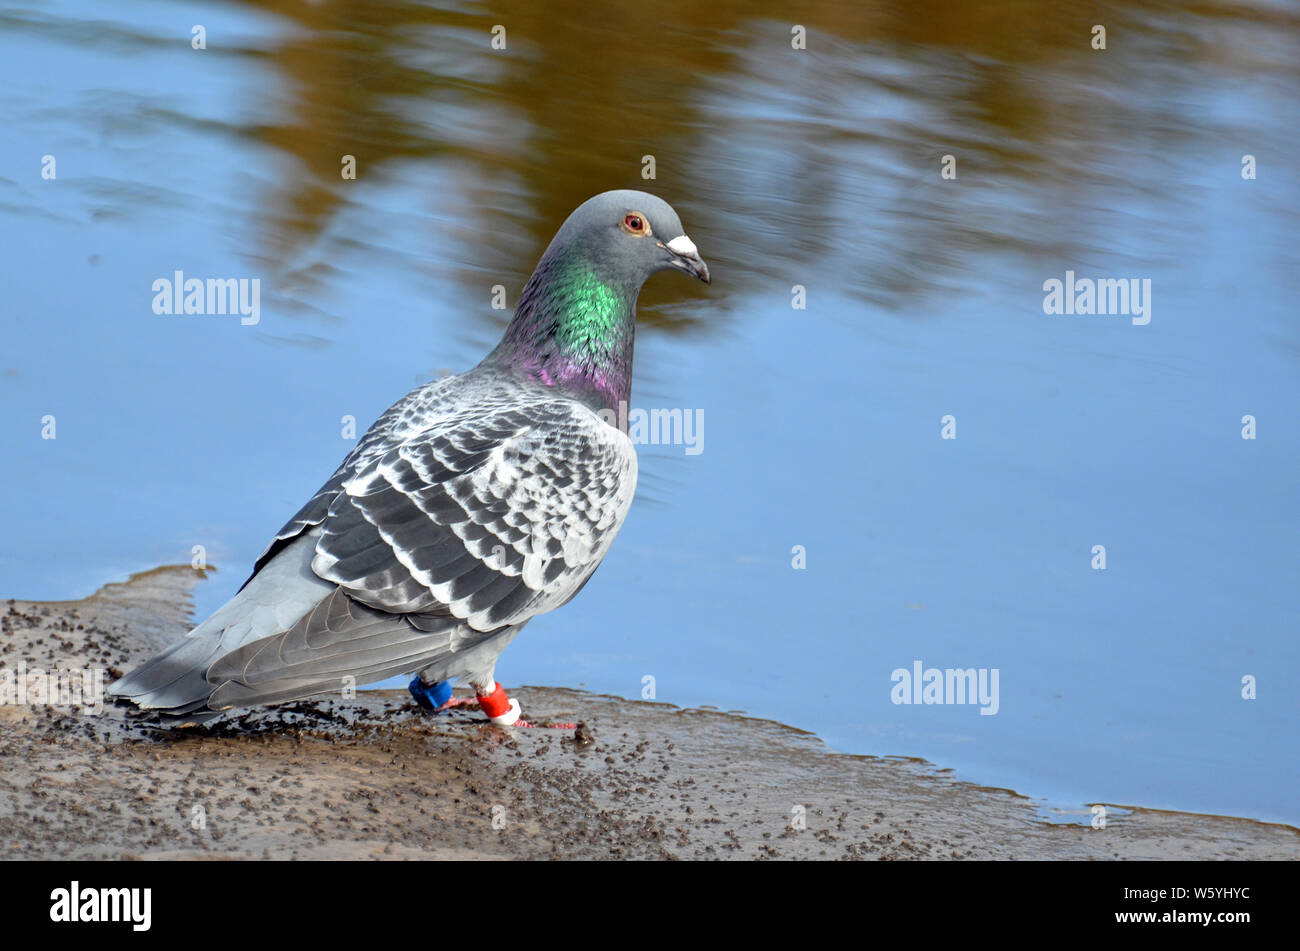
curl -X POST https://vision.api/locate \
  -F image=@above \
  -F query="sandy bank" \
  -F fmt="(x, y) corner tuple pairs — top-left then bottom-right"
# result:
(1, 566), (1294, 860)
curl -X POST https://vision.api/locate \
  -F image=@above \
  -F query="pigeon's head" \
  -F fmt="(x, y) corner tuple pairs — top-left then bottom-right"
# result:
(488, 189), (709, 410)
(550, 189), (710, 286)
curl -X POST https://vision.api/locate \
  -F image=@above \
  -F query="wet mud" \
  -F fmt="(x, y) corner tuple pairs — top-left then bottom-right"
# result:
(2, 567), (1294, 860)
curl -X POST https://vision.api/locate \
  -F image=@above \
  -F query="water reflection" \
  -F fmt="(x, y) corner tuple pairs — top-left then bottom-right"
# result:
(209, 0), (1300, 315)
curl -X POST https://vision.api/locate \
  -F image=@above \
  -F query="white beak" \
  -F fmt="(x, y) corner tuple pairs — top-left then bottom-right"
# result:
(665, 234), (698, 256)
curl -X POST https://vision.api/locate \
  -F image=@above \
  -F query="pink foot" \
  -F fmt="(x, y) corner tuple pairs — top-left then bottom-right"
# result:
(439, 683), (576, 729)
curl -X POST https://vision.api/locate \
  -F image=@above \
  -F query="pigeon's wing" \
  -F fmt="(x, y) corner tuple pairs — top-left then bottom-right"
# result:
(311, 397), (638, 632)
(244, 376), (463, 584)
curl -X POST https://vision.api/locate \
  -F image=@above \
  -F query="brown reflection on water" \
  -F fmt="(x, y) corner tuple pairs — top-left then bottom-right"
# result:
(234, 0), (1297, 318)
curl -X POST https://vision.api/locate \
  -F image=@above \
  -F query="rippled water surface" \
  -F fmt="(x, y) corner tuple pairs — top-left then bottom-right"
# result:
(2, 0), (1297, 824)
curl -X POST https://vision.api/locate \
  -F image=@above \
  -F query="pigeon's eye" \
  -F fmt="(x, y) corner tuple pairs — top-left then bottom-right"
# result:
(621, 213), (650, 236)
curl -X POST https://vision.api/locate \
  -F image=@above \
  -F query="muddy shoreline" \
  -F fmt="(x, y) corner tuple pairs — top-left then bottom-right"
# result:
(1, 566), (1295, 860)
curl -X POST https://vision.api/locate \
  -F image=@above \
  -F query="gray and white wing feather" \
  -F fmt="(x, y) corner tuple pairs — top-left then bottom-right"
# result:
(313, 397), (638, 630)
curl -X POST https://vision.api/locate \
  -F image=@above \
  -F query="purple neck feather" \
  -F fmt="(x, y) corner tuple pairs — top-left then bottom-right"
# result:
(483, 249), (639, 415)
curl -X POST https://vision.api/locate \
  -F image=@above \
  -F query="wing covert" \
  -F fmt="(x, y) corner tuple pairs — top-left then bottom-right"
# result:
(311, 399), (637, 632)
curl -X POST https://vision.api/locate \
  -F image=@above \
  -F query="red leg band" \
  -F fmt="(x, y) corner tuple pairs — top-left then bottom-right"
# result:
(475, 682), (512, 719)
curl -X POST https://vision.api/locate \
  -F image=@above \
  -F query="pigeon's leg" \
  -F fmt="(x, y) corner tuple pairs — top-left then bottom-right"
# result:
(408, 674), (483, 714)
(412, 665), (573, 729)
(408, 676), (453, 712)
(465, 680), (579, 729)
(467, 677), (522, 726)
(406, 664), (519, 723)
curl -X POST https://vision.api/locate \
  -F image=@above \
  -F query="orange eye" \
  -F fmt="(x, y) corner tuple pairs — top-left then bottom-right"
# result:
(621, 212), (650, 236)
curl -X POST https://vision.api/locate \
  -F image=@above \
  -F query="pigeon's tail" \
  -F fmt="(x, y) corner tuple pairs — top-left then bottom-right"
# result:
(107, 533), (336, 718)
(108, 533), (521, 722)
(107, 626), (227, 720)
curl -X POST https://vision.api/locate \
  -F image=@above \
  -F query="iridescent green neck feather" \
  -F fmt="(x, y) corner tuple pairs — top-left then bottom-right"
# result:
(484, 248), (638, 413)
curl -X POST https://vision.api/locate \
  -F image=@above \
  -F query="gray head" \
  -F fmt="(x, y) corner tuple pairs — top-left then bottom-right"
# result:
(485, 189), (709, 414)
(540, 189), (710, 287)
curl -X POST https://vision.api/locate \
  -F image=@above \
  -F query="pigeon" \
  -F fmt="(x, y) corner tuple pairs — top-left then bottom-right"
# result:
(109, 189), (709, 726)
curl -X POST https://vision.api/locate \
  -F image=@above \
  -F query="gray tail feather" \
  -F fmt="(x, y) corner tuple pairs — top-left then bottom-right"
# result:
(202, 589), (514, 711)
(107, 619), (228, 713)
(108, 532), (335, 716)
(109, 539), (519, 721)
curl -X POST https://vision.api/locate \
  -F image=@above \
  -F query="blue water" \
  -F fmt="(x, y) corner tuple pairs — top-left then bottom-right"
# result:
(2, 0), (1296, 825)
